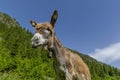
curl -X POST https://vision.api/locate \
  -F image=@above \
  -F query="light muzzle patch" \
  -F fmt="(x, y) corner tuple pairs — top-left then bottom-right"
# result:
(31, 33), (46, 47)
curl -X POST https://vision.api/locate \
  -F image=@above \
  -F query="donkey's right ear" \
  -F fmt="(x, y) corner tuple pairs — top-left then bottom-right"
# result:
(30, 20), (37, 27)
(50, 10), (58, 27)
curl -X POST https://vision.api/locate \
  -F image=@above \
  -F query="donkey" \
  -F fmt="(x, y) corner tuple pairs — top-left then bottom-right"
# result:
(30, 10), (91, 80)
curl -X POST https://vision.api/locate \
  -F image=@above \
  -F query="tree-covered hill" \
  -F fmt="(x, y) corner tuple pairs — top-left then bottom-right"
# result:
(0, 12), (120, 80)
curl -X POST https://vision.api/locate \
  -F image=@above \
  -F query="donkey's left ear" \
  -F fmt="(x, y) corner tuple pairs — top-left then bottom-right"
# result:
(30, 20), (37, 27)
(50, 10), (58, 27)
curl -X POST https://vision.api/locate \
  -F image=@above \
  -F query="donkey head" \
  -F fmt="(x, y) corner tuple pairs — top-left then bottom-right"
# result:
(30, 10), (58, 48)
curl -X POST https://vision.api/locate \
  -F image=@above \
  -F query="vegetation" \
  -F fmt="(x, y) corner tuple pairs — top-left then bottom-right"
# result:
(0, 12), (120, 80)
(79, 53), (120, 80)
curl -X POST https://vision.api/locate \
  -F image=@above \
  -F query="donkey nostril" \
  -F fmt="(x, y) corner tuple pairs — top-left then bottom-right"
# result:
(36, 41), (39, 44)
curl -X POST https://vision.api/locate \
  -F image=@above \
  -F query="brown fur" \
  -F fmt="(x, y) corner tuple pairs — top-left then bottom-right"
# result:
(30, 10), (91, 80)
(54, 37), (91, 80)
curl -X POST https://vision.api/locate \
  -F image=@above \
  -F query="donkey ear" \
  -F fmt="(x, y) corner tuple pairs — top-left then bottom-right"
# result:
(30, 20), (37, 27)
(50, 10), (58, 27)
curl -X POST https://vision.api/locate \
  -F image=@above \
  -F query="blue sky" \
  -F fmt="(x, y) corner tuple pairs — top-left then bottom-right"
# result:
(0, 0), (120, 68)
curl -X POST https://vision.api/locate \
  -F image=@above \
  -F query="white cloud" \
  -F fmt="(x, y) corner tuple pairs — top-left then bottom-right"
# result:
(89, 42), (120, 68)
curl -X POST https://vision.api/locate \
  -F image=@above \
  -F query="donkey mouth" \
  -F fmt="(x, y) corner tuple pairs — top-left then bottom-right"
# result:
(32, 44), (41, 48)
(32, 45), (38, 48)
(32, 43), (45, 48)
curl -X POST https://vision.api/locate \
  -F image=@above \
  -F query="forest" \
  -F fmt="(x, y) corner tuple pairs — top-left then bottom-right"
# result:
(0, 12), (120, 80)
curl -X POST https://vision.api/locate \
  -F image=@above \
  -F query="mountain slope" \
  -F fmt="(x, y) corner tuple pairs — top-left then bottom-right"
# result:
(0, 12), (120, 80)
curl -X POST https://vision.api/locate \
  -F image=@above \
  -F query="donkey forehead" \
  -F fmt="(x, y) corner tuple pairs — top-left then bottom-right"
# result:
(35, 22), (53, 29)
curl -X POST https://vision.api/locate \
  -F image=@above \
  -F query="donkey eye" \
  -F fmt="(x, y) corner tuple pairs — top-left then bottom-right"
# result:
(36, 28), (42, 31)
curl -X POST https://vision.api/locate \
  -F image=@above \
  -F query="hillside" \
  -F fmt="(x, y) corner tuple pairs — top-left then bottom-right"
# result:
(0, 12), (120, 80)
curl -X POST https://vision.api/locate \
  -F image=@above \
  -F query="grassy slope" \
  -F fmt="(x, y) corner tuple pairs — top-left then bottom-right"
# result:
(0, 20), (56, 80)
(0, 12), (120, 80)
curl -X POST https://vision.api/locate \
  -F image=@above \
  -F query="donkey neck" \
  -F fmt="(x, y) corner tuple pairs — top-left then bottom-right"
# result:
(52, 36), (66, 63)
(52, 36), (67, 79)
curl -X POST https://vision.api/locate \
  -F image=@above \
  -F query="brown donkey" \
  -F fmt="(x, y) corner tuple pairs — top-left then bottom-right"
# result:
(30, 10), (91, 80)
